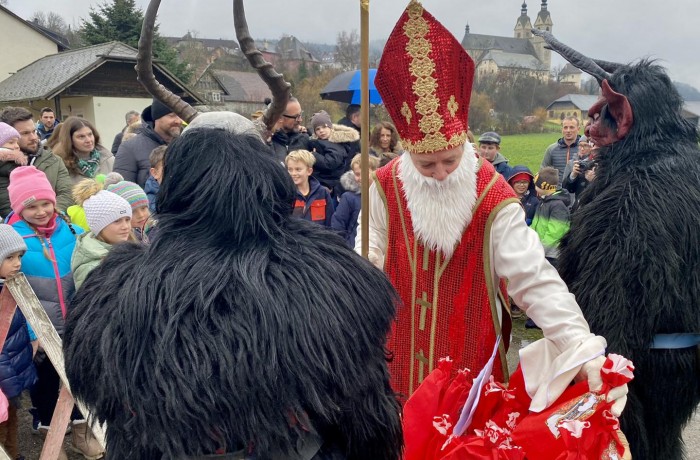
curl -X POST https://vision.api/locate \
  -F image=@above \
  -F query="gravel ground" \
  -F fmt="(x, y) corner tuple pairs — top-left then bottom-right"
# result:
(16, 393), (84, 459)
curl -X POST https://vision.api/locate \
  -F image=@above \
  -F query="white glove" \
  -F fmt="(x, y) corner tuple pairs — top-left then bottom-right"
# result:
(576, 355), (629, 417)
(367, 249), (383, 269)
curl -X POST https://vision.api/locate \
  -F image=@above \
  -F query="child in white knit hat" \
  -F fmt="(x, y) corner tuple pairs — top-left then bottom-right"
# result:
(71, 190), (133, 290)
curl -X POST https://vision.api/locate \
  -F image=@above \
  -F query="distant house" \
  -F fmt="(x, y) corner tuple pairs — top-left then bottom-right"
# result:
(558, 63), (582, 89)
(546, 94), (599, 123)
(195, 68), (270, 116)
(462, 1), (553, 81)
(0, 5), (69, 82)
(254, 36), (320, 74)
(683, 101), (700, 127)
(165, 34), (241, 80)
(0, 41), (202, 144)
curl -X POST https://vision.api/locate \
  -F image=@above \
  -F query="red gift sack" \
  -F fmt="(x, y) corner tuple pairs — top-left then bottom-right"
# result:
(402, 353), (634, 460)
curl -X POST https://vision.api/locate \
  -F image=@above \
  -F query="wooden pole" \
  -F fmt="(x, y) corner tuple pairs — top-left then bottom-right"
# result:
(360, 0), (370, 258)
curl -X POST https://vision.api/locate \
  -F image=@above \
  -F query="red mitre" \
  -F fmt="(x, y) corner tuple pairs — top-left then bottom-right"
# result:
(376, 0), (475, 155)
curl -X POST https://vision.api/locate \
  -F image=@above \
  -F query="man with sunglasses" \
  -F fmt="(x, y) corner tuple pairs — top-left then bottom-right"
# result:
(269, 97), (312, 165)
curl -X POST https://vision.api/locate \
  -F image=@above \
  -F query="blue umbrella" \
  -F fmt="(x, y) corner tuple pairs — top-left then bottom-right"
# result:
(320, 69), (382, 105)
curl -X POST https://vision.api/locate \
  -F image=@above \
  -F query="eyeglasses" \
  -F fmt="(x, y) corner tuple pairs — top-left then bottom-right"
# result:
(282, 112), (303, 120)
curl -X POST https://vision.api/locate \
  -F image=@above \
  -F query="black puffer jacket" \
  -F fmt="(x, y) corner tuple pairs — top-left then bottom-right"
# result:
(114, 106), (167, 187)
(270, 130), (311, 165)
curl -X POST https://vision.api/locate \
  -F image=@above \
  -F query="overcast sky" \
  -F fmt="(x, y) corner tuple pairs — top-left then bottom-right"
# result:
(8, 0), (700, 89)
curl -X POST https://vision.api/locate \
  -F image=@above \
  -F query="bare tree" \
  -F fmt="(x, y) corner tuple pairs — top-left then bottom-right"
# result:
(31, 11), (69, 34)
(550, 64), (565, 83)
(335, 29), (360, 71)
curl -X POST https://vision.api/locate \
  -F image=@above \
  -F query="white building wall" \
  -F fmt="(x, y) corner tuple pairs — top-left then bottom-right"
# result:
(0, 11), (58, 82)
(91, 97), (151, 149)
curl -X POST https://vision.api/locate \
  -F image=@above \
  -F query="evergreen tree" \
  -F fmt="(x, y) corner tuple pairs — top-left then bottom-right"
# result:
(80, 0), (192, 83)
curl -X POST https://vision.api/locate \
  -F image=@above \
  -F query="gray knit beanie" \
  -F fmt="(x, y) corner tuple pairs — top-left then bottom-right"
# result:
(311, 110), (332, 132)
(0, 224), (26, 262)
(83, 190), (132, 236)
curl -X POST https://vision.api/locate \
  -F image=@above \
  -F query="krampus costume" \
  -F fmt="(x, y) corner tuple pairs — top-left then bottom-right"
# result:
(533, 29), (700, 459)
(63, 117), (403, 459)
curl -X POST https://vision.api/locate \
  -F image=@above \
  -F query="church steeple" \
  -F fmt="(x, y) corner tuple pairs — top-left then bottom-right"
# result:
(536, 0), (552, 29)
(514, 1), (532, 39)
(532, 0), (553, 70)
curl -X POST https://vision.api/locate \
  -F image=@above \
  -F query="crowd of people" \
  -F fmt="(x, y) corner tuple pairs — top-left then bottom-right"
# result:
(0, 85), (606, 459)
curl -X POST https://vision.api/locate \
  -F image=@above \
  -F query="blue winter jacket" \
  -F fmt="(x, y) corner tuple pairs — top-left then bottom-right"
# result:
(0, 279), (37, 399)
(145, 175), (160, 213)
(11, 216), (82, 336)
(292, 177), (334, 227)
(331, 171), (361, 247)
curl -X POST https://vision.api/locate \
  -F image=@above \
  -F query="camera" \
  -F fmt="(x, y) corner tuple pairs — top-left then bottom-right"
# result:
(577, 158), (596, 172)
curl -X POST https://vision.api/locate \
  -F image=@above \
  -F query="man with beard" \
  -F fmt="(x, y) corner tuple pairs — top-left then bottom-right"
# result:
(114, 98), (183, 187)
(357, 0), (627, 416)
(0, 107), (73, 216)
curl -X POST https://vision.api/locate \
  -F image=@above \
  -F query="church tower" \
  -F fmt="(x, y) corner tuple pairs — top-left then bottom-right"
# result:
(531, 0), (553, 70)
(514, 2), (532, 39)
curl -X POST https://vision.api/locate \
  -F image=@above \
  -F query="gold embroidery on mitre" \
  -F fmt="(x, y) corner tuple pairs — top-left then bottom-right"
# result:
(419, 112), (444, 135)
(415, 94), (439, 116)
(401, 102), (413, 124)
(405, 38), (431, 59)
(413, 76), (437, 98)
(403, 15), (429, 38)
(402, 0), (458, 153)
(447, 95), (459, 118)
(409, 57), (436, 79)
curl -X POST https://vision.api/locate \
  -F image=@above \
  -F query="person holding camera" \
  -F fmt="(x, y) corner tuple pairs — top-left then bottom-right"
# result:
(562, 135), (596, 208)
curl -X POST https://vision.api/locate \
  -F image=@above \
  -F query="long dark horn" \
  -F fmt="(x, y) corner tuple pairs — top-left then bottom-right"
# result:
(593, 59), (622, 74)
(137, 0), (199, 123)
(234, 0), (291, 132)
(531, 28), (611, 83)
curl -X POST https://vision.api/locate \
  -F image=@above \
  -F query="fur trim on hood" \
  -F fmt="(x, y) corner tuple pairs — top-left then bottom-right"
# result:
(340, 170), (360, 193)
(311, 124), (360, 144)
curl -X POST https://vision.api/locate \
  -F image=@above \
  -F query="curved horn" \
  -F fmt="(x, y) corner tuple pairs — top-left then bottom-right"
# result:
(593, 59), (623, 74)
(234, 0), (291, 132)
(531, 28), (611, 83)
(137, 0), (199, 123)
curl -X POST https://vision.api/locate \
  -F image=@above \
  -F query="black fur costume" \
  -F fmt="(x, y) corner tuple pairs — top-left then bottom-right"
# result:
(538, 32), (700, 459)
(63, 129), (403, 459)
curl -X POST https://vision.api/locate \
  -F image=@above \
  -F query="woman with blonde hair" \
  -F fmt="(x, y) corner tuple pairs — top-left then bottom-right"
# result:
(52, 117), (113, 184)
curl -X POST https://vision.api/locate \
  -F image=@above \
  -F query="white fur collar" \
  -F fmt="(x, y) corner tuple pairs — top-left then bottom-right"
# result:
(398, 143), (478, 258)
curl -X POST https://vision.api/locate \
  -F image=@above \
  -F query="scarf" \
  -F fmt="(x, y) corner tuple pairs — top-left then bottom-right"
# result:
(76, 149), (101, 178)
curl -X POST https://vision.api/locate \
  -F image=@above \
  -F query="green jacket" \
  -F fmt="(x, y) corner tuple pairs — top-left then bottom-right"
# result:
(531, 189), (572, 259)
(0, 146), (74, 217)
(71, 232), (111, 290)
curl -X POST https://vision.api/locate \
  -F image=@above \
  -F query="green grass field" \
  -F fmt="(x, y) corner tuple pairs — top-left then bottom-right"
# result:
(498, 132), (565, 173)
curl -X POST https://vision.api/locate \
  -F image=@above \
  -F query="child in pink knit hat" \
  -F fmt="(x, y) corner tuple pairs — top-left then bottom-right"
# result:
(6, 166), (93, 459)
(0, 122), (26, 166)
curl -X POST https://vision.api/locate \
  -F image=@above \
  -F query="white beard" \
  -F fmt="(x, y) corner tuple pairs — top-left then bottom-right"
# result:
(398, 143), (478, 259)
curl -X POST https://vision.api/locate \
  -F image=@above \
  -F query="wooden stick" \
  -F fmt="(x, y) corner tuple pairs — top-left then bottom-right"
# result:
(360, 0), (370, 259)
(39, 385), (73, 460)
(0, 288), (16, 353)
(4, 274), (107, 448)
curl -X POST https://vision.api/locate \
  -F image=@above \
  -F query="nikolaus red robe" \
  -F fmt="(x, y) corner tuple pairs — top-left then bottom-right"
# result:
(374, 155), (519, 397)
